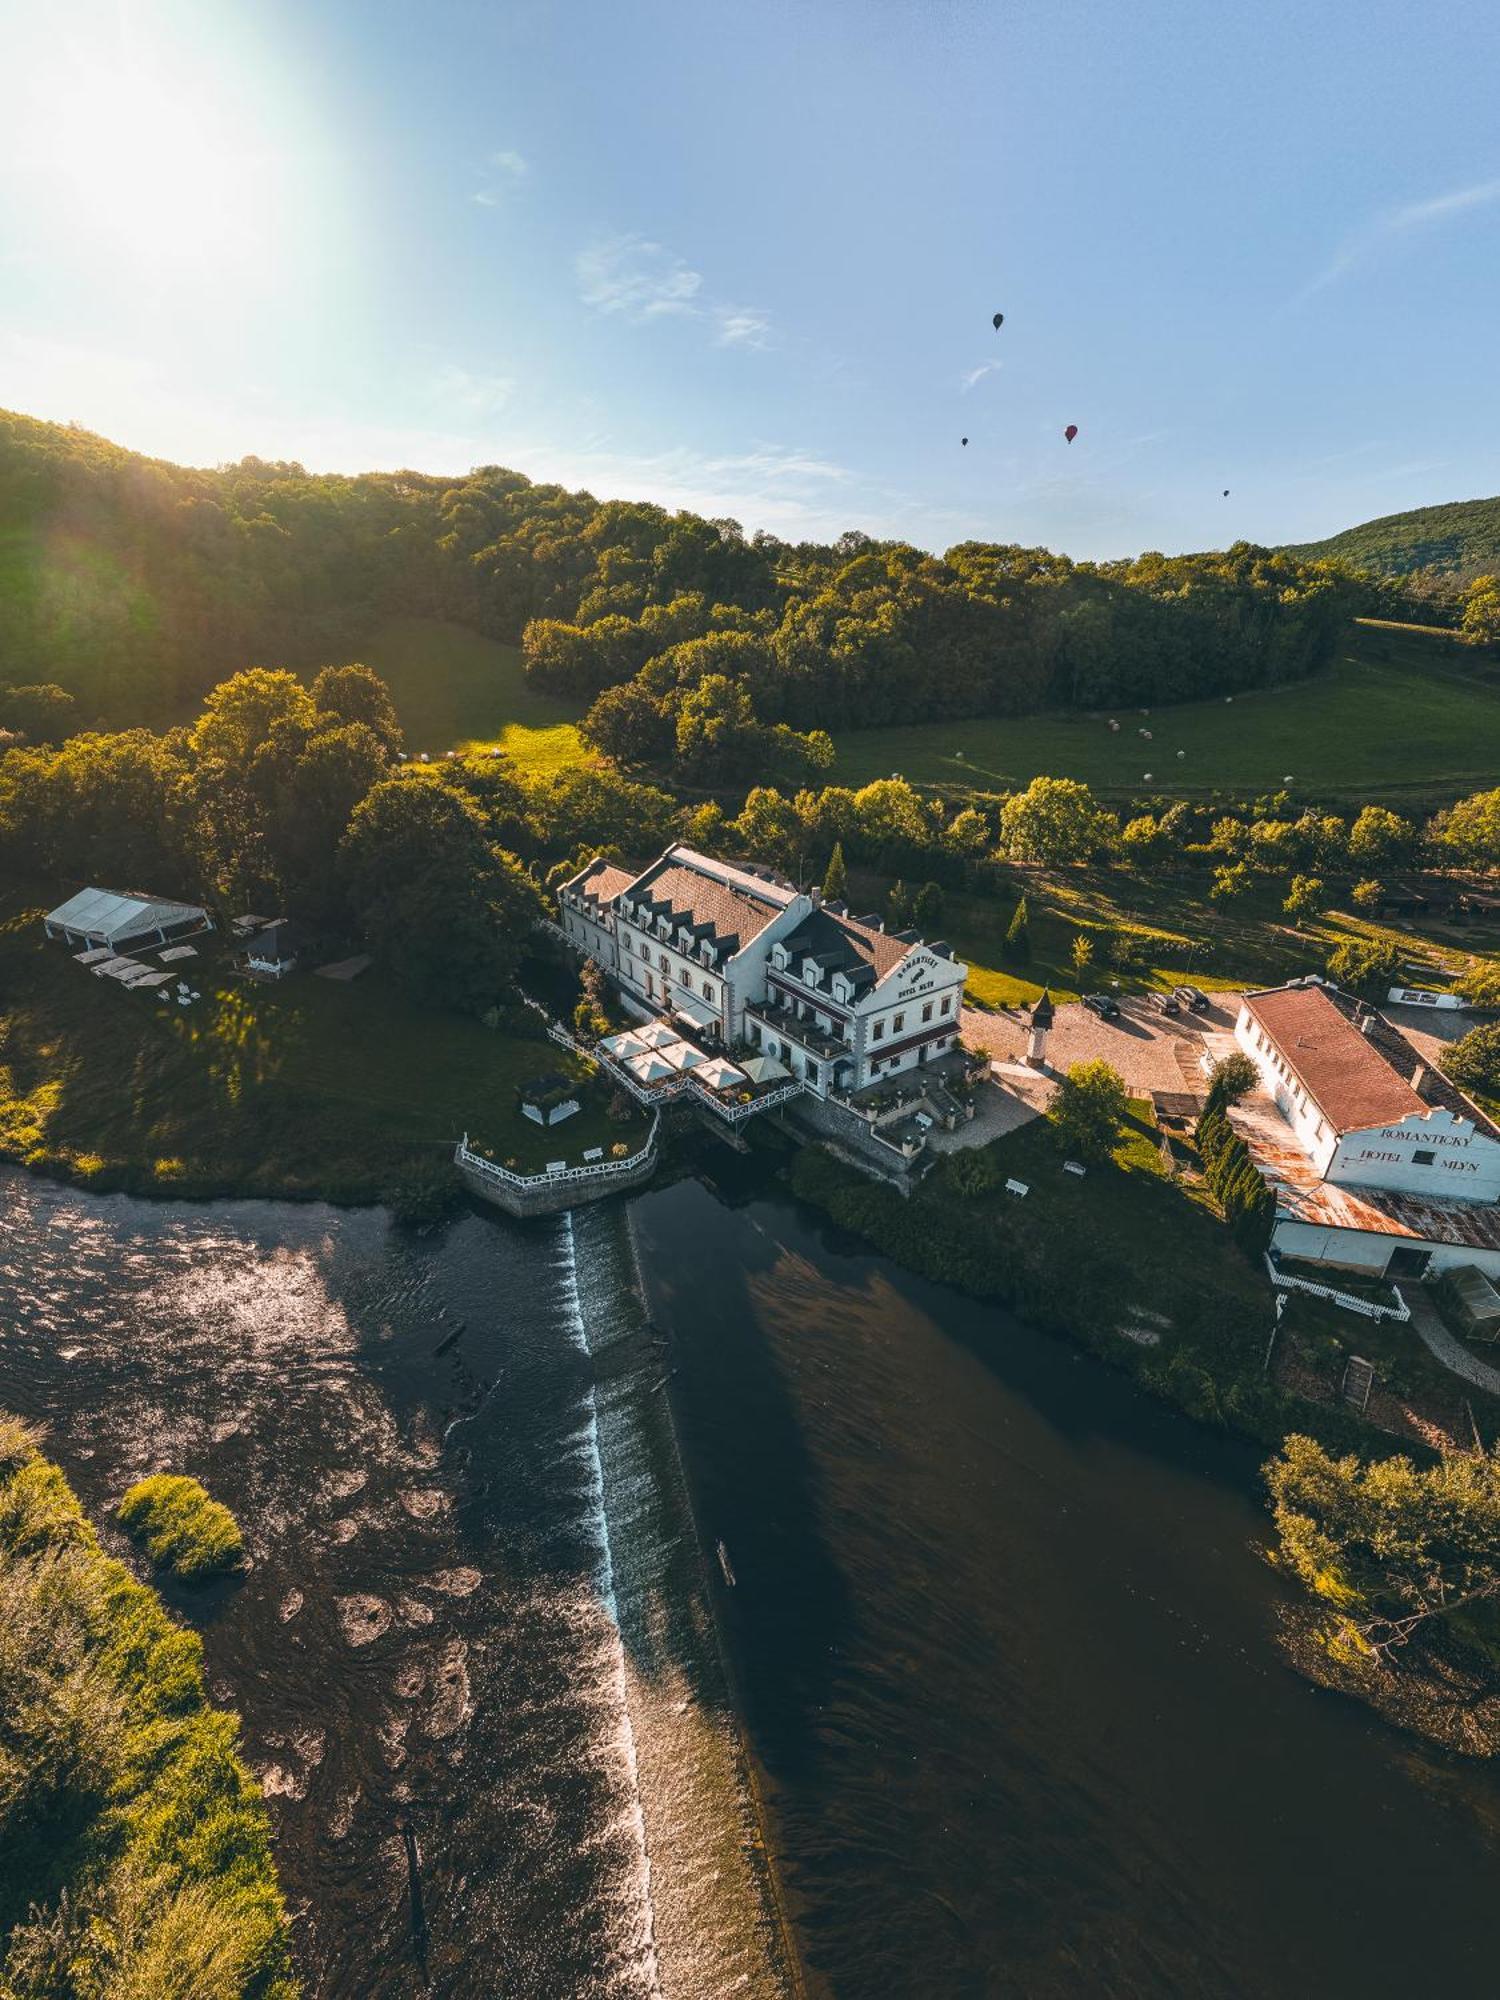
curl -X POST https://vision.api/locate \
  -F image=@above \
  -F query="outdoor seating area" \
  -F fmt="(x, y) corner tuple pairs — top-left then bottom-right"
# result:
(597, 1022), (749, 1097)
(70, 938), (208, 1004)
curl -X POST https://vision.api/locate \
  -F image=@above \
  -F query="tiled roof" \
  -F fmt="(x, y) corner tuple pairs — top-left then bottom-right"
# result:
(1242, 983), (1426, 1134)
(622, 848), (791, 955)
(777, 907), (913, 985)
(1325, 985), (1500, 1144)
(570, 859), (637, 907)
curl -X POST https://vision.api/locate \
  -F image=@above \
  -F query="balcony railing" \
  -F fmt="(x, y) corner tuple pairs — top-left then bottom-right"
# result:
(746, 1000), (851, 1063)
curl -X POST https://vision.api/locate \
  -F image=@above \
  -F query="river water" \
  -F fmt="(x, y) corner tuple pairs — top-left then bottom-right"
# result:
(3, 1159), (1500, 1997)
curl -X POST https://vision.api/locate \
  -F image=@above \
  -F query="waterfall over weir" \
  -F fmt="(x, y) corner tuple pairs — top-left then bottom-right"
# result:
(0, 1171), (793, 2000)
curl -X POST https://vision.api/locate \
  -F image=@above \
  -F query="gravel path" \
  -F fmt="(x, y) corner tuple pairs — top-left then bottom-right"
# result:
(1396, 1283), (1500, 1398)
(961, 993), (1245, 1097)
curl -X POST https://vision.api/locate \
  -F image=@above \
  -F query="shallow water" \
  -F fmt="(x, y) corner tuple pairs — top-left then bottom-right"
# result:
(0, 1171), (788, 1999)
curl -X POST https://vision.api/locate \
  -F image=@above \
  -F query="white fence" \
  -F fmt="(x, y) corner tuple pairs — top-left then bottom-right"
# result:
(456, 1112), (660, 1192)
(1264, 1253), (1411, 1323)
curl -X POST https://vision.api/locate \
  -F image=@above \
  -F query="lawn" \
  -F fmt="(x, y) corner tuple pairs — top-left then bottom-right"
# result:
(845, 861), (1500, 1009)
(0, 891), (645, 1206)
(359, 615), (588, 774)
(831, 621), (1500, 810)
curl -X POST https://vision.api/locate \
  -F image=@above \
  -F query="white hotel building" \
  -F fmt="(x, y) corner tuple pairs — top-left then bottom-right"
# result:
(1228, 977), (1500, 1282)
(558, 844), (969, 1100)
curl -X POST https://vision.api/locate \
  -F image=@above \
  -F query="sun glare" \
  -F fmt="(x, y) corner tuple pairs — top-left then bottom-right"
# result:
(7, 7), (312, 307)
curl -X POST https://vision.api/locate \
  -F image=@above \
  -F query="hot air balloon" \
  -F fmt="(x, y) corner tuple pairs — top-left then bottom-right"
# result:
(992, 312), (1004, 330)
(961, 437), (968, 447)
(1064, 424), (1078, 443)
(1222, 488), (1230, 498)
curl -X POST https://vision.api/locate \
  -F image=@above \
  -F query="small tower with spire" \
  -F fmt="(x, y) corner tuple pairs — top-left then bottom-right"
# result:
(1025, 988), (1055, 1070)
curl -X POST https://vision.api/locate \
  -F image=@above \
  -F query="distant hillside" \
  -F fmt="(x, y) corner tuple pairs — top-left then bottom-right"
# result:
(1285, 496), (1500, 584)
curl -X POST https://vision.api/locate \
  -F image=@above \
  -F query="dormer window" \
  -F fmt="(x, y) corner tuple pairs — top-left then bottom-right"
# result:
(772, 944), (788, 969)
(833, 976), (851, 1004)
(804, 960), (821, 987)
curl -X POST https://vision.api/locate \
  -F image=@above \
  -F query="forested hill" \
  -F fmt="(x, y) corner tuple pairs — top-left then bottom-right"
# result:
(1285, 496), (1500, 584)
(1, 405), (1359, 736)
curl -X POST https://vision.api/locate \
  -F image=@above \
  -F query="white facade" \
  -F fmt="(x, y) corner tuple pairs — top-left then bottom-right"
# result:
(1230, 979), (1500, 1282)
(557, 844), (969, 1101)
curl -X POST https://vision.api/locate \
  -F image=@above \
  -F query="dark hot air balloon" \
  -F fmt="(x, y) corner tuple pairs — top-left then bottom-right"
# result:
(992, 312), (1004, 330)
(1064, 424), (1078, 443)
(1223, 488), (1230, 497)
(961, 437), (968, 447)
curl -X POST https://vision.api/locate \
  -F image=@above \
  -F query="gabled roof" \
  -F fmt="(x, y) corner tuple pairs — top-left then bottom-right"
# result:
(1242, 982), (1426, 1134)
(45, 887), (207, 941)
(620, 845), (794, 956)
(775, 906), (914, 988)
(565, 857), (638, 908)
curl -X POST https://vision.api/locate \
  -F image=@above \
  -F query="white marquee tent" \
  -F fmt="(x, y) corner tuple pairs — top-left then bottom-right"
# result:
(45, 888), (211, 952)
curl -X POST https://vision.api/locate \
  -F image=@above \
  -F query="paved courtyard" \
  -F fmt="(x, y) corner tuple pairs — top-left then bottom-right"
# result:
(961, 992), (1245, 1098)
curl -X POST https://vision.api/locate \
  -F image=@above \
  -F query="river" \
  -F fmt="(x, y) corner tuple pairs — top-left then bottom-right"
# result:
(3, 1158), (1499, 1996)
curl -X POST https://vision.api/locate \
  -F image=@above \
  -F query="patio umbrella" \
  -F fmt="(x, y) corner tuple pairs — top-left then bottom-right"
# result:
(600, 1029), (648, 1058)
(741, 1053), (790, 1083)
(634, 1020), (680, 1050)
(626, 1051), (675, 1083)
(660, 1040), (708, 1071)
(698, 1057), (746, 1090)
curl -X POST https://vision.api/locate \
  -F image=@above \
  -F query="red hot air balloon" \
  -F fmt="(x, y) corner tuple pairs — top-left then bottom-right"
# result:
(1064, 424), (1078, 443)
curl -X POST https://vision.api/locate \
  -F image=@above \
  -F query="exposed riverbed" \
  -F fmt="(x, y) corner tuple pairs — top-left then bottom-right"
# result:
(4, 1158), (1500, 1996)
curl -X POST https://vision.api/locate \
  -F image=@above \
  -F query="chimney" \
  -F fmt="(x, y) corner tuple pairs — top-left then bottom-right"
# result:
(809, 885), (822, 906)
(1411, 1062), (1430, 1099)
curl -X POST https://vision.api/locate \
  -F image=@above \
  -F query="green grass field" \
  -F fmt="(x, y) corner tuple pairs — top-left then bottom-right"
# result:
(844, 860), (1500, 1010)
(0, 891), (643, 1203)
(360, 616), (587, 774)
(832, 622), (1500, 808)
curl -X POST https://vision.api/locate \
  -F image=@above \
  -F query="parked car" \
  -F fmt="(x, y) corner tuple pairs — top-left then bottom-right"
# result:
(1082, 992), (1122, 1020)
(1149, 990), (1181, 1016)
(1173, 984), (1211, 1013)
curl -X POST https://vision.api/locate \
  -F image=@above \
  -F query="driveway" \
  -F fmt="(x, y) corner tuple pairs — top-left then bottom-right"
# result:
(962, 993), (1244, 1098)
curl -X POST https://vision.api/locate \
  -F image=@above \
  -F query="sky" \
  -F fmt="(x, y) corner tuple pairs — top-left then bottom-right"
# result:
(1, 0), (1497, 558)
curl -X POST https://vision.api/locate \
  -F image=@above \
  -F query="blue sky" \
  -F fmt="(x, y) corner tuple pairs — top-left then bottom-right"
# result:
(1, 0), (1497, 556)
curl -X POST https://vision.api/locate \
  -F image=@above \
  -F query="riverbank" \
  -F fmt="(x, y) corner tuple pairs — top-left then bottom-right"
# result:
(0, 890), (647, 1217)
(0, 1415), (296, 1996)
(787, 1116), (1390, 1456)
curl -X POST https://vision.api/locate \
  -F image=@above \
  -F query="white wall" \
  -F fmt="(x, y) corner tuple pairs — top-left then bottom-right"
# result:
(1273, 1217), (1500, 1283)
(1234, 1005), (1339, 1173)
(1328, 1110), (1500, 1204)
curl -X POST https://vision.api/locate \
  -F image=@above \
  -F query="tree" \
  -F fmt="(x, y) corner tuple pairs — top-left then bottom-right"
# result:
(1210, 862), (1255, 904)
(1461, 574), (1500, 648)
(1437, 789), (1500, 869)
(1442, 1022), (1500, 1098)
(1267, 1434), (1500, 1662)
(1456, 958), (1500, 1010)
(1205, 1051), (1258, 1112)
(1350, 877), (1384, 912)
(580, 679), (674, 766)
(913, 881), (944, 928)
(822, 840), (848, 902)
(1282, 873), (1326, 924)
(269, 721), (392, 918)
(1348, 804), (1414, 869)
(999, 777), (1114, 867)
(1048, 1059), (1128, 1164)
(339, 774), (543, 1011)
(1003, 894), (1031, 963)
(310, 663), (404, 756)
(189, 668), (317, 769)
(886, 879), (913, 929)
(1070, 932), (1095, 982)
(0, 682), (76, 742)
(1325, 937), (1403, 996)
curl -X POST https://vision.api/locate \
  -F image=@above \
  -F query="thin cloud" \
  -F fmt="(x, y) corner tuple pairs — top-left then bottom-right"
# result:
(714, 305), (772, 349)
(1295, 174), (1500, 302)
(471, 146), (529, 206)
(576, 233), (772, 349)
(960, 360), (1002, 392)
(576, 234), (703, 319)
(428, 363), (515, 417)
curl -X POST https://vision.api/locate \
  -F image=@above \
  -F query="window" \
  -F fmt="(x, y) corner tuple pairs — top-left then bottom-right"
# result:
(872, 1019), (886, 1042)
(805, 1061), (820, 1086)
(940, 994), (952, 1016)
(892, 1012), (906, 1033)
(1412, 1149), (1435, 1166)
(921, 1002), (933, 1024)
(679, 967), (691, 986)
(702, 979), (714, 999)
(659, 953), (669, 973)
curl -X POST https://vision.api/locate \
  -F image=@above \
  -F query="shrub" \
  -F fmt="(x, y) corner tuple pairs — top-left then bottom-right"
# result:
(1350, 877), (1384, 912)
(1049, 1059), (1128, 1164)
(1326, 937), (1403, 996)
(1442, 1022), (1500, 1097)
(118, 1475), (245, 1581)
(1002, 894), (1031, 963)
